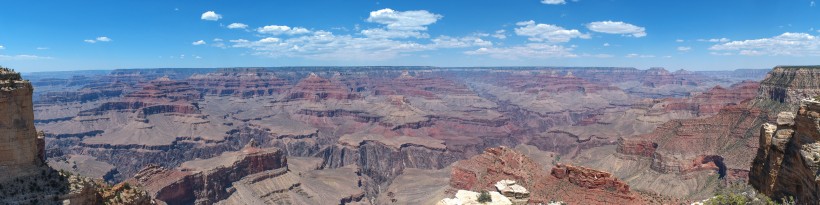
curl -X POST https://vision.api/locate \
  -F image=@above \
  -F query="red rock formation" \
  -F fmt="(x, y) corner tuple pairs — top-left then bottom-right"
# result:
(80, 77), (201, 117)
(449, 146), (648, 204)
(616, 137), (657, 158)
(187, 68), (290, 98)
(130, 145), (286, 205)
(661, 81), (760, 116)
(551, 164), (631, 194)
(750, 99), (820, 204)
(283, 73), (359, 101)
(757, 66), (820, 104)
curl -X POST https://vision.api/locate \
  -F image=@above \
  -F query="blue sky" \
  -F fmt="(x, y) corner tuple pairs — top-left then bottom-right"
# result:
(1, 0), (819, 72)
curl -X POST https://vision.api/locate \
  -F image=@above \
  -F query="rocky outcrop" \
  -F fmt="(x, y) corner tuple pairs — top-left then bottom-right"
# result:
(0, 68), (43, 182)
(449, 146), (648, 204)
(757, 66), (820, 105)
(550, 164), (632, 195)
(750, 99), (820, 204)
(130, 144), (286, 205)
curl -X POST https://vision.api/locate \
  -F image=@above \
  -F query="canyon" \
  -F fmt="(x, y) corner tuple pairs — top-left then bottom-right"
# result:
(12, 65), (797, 204)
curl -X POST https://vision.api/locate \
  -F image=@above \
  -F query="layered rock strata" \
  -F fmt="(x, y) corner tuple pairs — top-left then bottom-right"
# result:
(130, 144), (286, 205)
(750, 99), (820, 204)
(0, 68), (43, 182)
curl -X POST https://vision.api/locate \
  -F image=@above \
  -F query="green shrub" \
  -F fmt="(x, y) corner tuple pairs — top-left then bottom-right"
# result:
(477, 190), (492, 203)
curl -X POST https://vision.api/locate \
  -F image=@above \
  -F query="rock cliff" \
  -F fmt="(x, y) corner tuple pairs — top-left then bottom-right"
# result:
(0, 67), (152, 205)
(757, 66), (820, 105)
(750, 99), (820, 204)
(130, 144), (286, 205)
(0, 67), (44, 182)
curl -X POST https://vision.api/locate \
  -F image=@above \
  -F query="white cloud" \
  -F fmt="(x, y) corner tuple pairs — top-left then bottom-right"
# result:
(231, 31), (418, 60)
(201, 11), (222, 21)
(709, 32), (820, 56)
(676, 39), (684, 42)
(710, 52), (733, 56)
(227, 23), (248, 29)
(361, 28), (428, 39)
(432, 35), (493, 48)
(192, 40), (206, 45)
(359, 8), (443, 39)
(677, 46), (691, 51)
(212, 38), (226, 48)
(465, 43), (576, 59)
(698, 38), (730, 42)
(0, 45), (4, 49)
(36, 47), (48, 50)
(366, 8), (442, 31)
(586, 21), (646, 37)
(603, 43), (610, 47)
(812, 1), (816, 7)
(492, 30), (507, 39)
(84, 36), (112, 43)
(0, 54), (52, 60)
(227, 9), (487, 61)
(625, 53), (655, 58)
(257, 25), (311, 35)
(514, 20), (590, 42)
(541, 0), (566, 4)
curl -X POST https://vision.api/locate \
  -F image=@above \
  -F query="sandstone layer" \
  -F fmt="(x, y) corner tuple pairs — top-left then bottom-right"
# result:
(750, 99), (820, 204)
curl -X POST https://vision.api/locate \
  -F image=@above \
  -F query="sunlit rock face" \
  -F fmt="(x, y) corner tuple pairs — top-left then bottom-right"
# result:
(0, 68), (43, 182)
(751, 99), (820, 204)
(757, 66), (820, 106)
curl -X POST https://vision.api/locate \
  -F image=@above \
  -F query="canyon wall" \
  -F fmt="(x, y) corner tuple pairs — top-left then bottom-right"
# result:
(0, 69), (43, 182)
(750, 99), (820, 204)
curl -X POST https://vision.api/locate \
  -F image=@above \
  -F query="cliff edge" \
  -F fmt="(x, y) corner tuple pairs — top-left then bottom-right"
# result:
(0, 67), (43, 182)
(750, 98), (820, 204)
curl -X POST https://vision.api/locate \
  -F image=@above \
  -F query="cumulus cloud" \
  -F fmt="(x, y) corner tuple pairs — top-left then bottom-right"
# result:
(0, 45), (4, 49)
(432, 35), (493, 48)
(192, 40), (206, 45)
(366, 8), (442, 31)
(227, 23), (248, 29)
(603, 43), (610, 47)
(586, 21), (646, 37)
(709, 32), (820, 56)
(201, 11), (222, 21)
(465, 43), (576, 59)
(676, 39), (684, 42)
(360, 8), (443, 39)
(84, 36), (112, 43)
(698, 38), (730, 42)
(677, 46), (691, 51)
(492, 30), (507, 39)
(226, 9), (488, 61)
(0, 54), (52, 60)
(541, 0), (566, 4)
(257, 25), (310, 35)
(515, 20), (590, 42)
